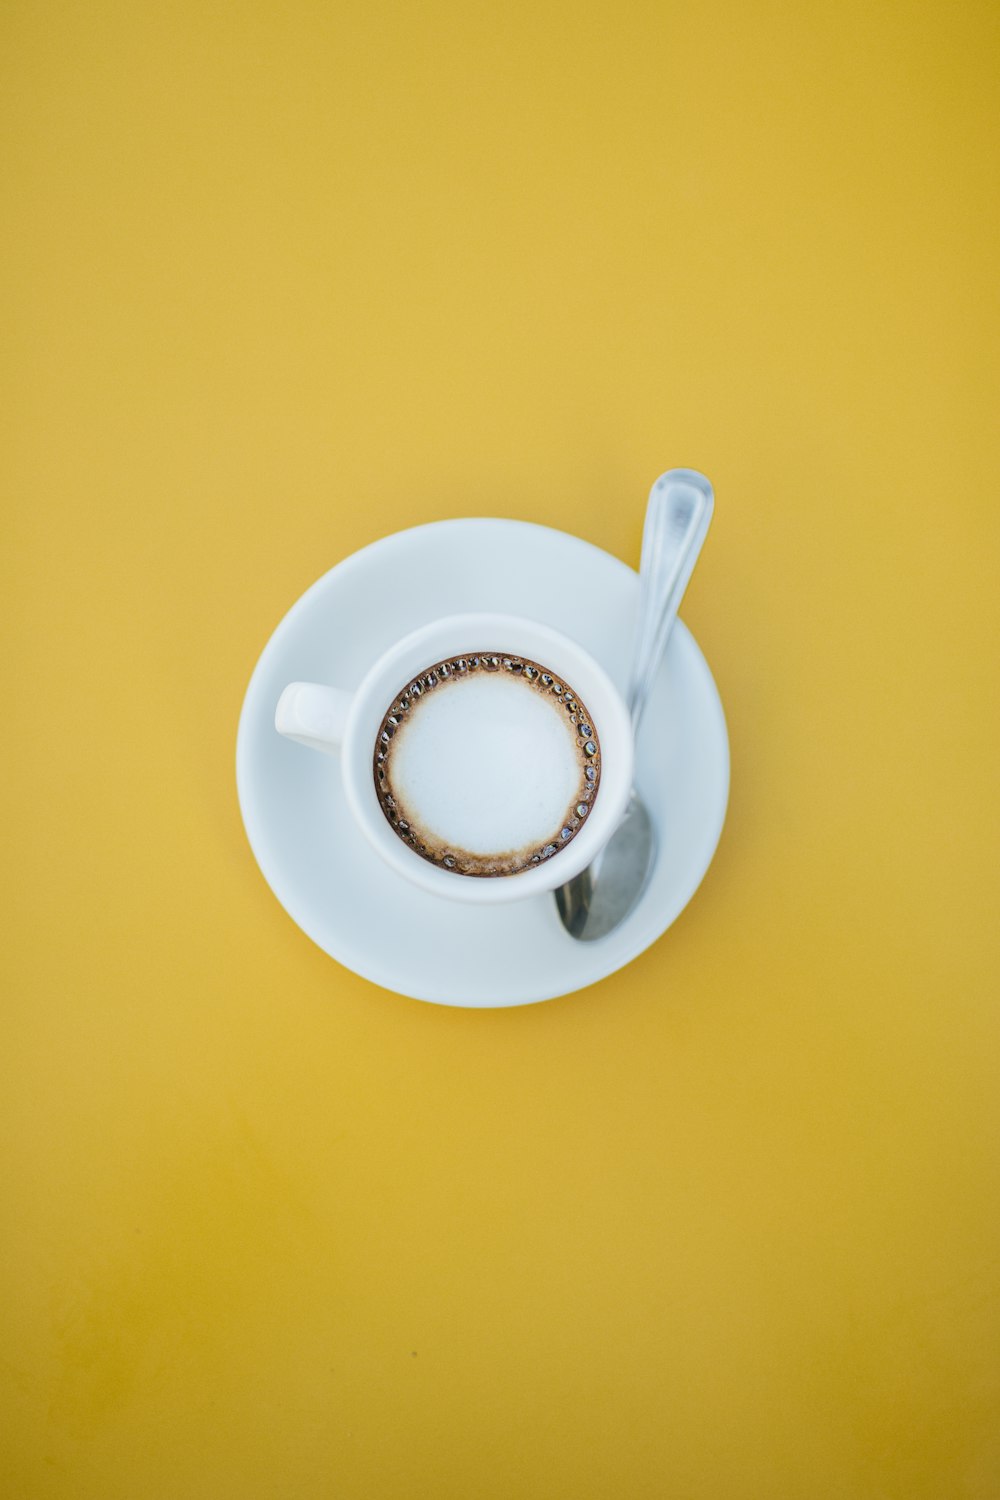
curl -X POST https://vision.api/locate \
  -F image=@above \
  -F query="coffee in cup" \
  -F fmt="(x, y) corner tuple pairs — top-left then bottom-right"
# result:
(373, 652), (601, 877)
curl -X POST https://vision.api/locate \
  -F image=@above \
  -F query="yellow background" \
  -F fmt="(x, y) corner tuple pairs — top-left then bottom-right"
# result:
(3, 1), (998, 1495)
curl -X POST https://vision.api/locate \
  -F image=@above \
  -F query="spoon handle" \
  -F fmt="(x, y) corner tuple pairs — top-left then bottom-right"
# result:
(627, 468), (714, 732)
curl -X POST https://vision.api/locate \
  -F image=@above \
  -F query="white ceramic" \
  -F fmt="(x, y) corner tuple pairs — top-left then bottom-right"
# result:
(236, 518), (729, 1007)
(274, 613), (634, 904)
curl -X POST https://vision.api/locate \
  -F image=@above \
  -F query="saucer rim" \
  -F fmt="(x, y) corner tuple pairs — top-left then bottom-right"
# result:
(235, 517), (730, 1007)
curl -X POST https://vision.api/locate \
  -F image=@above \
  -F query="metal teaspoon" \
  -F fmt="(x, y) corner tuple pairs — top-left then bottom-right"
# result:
(554, 468), (714, 940)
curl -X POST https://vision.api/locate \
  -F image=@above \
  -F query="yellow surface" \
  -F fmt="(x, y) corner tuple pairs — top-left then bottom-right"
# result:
(2, 1), (998, 1495)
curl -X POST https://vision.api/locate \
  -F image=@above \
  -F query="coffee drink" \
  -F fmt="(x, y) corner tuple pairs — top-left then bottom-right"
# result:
(373, 654), (601, 876)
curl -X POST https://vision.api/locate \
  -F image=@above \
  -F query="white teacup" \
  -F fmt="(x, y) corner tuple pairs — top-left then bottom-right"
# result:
(275, 612), (633, 905)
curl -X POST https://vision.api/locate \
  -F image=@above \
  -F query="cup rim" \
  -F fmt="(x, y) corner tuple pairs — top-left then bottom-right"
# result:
(338, 612), (634, 904)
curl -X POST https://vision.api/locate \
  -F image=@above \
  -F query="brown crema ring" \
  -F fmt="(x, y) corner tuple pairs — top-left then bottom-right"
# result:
(372, 652), (602, 876)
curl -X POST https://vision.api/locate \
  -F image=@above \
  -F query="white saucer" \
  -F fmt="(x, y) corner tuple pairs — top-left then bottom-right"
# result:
(236, 519), (729, 1007)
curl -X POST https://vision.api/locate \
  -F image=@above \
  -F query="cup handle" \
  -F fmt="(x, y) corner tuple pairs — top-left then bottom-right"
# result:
(275, 682), (353, 754)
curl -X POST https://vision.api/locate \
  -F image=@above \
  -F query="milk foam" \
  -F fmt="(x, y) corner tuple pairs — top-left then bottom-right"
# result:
(388, 673), (581, 855)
